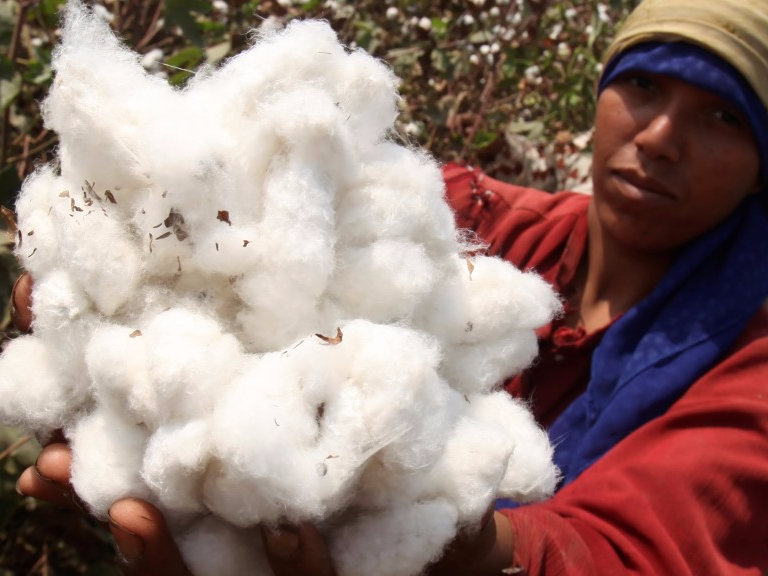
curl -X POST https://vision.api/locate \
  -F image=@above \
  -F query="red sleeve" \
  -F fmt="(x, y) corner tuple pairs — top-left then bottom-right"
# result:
(503, 311), (768, 576)
(441, 162), (589, 289)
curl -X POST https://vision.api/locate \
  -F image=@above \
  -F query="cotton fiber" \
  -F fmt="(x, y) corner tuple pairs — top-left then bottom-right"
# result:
(0, 2), (563, 575)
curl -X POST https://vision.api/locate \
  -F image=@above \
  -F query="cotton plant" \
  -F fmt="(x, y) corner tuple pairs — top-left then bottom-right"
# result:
(0, 2), (562, 575)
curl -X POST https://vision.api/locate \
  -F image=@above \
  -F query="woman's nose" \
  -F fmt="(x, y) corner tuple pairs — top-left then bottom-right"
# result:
(633, 111), (683, 162)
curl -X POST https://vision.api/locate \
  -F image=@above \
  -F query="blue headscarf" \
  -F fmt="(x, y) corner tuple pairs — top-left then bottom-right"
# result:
(547, 42), (768, 488)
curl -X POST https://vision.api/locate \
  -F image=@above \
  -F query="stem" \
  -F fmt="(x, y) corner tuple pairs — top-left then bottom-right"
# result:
(1, 1), (37, 168)
(0, 434), (33, 462)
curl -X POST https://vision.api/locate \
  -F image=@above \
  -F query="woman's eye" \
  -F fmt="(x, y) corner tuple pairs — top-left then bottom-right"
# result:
(713, 109), (743, 127)
(627, 75), (653, 90)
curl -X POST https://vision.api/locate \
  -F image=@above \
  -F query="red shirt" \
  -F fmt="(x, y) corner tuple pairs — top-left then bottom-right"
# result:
(443, 163), (768, 575)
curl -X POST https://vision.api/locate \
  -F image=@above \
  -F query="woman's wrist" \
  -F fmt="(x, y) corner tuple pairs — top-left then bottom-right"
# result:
(428, 511), (516, 576)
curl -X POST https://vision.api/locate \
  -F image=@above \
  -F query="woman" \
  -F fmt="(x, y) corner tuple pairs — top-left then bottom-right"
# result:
(14, 0), (768, 574)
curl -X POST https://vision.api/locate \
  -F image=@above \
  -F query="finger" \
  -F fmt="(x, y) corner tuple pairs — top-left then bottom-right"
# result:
(16, 465), (80, 511)
(33, 442), (74, 489)
(262, 523), (337, 576)
(16, 442), (81, 510)
(10, 271), (33, 333)
(108, 498), (192, 576)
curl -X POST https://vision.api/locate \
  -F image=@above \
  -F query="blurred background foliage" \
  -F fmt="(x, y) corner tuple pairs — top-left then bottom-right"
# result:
(0, 0), (636, 573)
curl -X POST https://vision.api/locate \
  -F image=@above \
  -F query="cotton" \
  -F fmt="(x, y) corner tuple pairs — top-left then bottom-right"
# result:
(0, 2), (562, 574)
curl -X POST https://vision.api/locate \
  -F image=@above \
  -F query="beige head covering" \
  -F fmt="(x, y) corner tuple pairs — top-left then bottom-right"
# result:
(602, 0), (768, 110)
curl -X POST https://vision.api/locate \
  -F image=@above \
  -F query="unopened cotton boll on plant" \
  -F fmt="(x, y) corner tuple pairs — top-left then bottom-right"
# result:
(0, 2), (562, 575)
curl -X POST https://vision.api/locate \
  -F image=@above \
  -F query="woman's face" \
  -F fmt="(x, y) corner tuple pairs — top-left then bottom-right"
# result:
(591, 71), (762, 253)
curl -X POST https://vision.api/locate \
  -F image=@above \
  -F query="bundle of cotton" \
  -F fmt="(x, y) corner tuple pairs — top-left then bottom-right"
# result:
(0, 2), (562, 575)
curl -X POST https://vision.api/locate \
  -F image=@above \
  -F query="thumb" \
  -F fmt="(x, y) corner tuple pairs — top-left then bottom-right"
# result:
(108, 498), (192, 576)
(11, 271), (33, 333)
(261, 522), (337, 576)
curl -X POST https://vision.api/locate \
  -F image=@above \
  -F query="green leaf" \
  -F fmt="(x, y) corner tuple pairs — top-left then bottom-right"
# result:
(430, 17), (448, 41)
(165, 0), (210, 46)
(21, 59), (52, 86)
(38, 0), (66, 28)
(164, 45), (204, 85)
(0, 72), (20, 112)
(0, 1), (15, 46)
(471, 130), (498, 150)
(0, 54), (12, 77)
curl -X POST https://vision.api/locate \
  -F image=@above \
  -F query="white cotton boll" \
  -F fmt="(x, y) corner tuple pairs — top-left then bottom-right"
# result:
(346, 388), (465, 512)
(334, 50), (399, 145)
(216, 20), (346, 111)
(261, 88), (354, 178)
(316, 321), (446, 466)
(14, 165), (62, 216)
(425, 410), (514, 523)
(471, 392), (558, 503)
(44, 2), (172, 190)
(68, 406), (153, 519)
(169, 273), (241, 326)
(421, 255), (561, 345)
(34, 314), (96, 402)
(235, 273), (321, 351)
(375, 376), (462, 472)
(14, 209), (61, 277)
(142, 307), (244, 423)
(176, 516), (270, 576)
(258, 155), (337, 281)
(85, 323), (154, 424)
(142, 420), (211, 514)
(13, 169), (68, 276)
(128, 190), (195, 279)
(440, 329), (539, 394)
(229, 158), (337, 349)
(329, 500), (459, 576)
(0, 336), (87, 435)
(29, 269), (91, 333)
(500, 266), (563, 330)
(206, 355), (328, 524)
(49, 203), (143, 316)
(350, 459), (431, 511)
(330, 239), (438, 322)
(141, 108), (224, 191)
(337, 143), (456, 257)
(191, 223), (263, 277)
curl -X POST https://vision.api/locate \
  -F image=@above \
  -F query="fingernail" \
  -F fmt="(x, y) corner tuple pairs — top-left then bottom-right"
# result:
(32, 460), (73, 500)
(33, 453), (53, 483)
(15, 478), (25, 496)
(109, 514), (145, 564)
(262, 524), (300, 558)
(33, 460), (66, 492)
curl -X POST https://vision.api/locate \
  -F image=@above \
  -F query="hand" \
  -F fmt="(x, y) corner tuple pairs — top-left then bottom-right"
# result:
(261, 523), (337, 576)
(261, 503), (514, 576)
(11, 270), (33, 332)
(17, 441), (192, 575)
(426, 509), (515, 576)
(17, 440), (338, 576)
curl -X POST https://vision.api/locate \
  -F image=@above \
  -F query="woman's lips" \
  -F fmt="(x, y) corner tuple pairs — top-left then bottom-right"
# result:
(613, 169), (676, 203)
